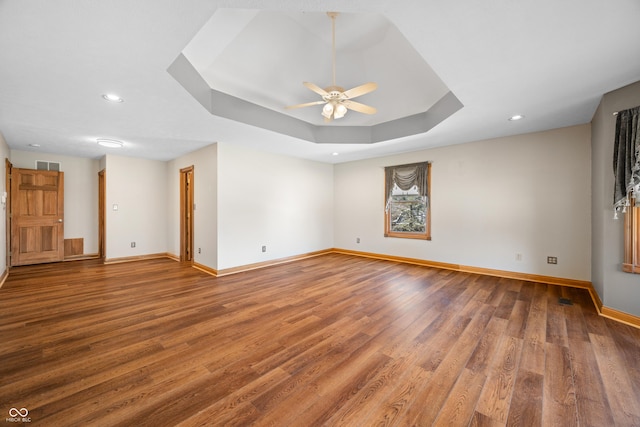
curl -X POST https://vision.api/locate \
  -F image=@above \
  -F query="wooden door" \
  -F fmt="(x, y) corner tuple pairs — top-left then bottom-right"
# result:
(180, 166), (194, 262)
(11, 168), (64, 266)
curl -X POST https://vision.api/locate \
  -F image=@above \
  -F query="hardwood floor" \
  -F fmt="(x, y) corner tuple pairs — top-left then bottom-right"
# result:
(1, 254), (639, 426)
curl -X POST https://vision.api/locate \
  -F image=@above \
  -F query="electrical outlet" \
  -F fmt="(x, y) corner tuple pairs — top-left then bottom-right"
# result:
(131, 242), (136, 248)
(262, 245), (266, 253)
(198, 248), (201, 254)
(356, 237), (360, 244)
(547, 256), (557, 264)
(515, 253), (522, 261)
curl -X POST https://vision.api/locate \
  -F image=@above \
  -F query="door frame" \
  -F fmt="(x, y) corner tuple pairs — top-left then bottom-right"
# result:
(98, 169), (106, 261)
(180, 166), (194, 263)
(5, 159), (12, 269)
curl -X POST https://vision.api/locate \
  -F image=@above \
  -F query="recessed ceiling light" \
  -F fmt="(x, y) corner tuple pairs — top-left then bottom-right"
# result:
(29, 143), (41, 147)
(508, 114), (525, 121)
(102, 93), (124, 103)
(332, 152), (339, 156)
(97, 138), (123, 148)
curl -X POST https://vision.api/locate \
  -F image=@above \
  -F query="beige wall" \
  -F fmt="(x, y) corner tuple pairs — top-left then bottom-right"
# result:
(592, 80), (640, 316)
(217, 142), (334, 270)
(103, 154), (168, 259)
(334, 124), (592, 281)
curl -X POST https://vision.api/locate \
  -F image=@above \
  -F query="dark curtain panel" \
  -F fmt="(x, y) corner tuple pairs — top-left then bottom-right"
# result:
(613, 106), (640, 214)
(385, 162), (429, 210)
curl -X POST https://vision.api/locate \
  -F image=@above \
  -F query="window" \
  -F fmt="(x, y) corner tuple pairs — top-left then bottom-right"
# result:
(613, 106), (640, 274)
(384, 162), (431, 240)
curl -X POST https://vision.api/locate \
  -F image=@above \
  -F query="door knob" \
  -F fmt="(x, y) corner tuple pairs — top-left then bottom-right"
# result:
(58, 219), (63, 222)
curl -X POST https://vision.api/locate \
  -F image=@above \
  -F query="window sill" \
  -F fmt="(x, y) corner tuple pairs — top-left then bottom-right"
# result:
(384, 232), (431, 240)
(622, 263), (640, 274)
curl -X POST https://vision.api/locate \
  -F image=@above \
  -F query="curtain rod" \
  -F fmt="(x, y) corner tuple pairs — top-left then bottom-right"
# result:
(613, 105), (640, 116)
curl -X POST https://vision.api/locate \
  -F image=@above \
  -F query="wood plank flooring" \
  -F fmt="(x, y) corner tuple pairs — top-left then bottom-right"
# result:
(1, 254), (639, 426)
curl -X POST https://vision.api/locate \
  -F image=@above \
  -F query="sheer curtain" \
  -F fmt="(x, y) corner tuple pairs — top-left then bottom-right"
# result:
(613, 106), (640, 217)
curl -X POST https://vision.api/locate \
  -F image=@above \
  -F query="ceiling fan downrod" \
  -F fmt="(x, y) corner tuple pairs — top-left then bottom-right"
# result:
(328, 11), (338, 88)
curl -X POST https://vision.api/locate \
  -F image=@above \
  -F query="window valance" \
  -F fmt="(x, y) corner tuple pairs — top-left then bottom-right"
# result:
(385, 162), (430, 210)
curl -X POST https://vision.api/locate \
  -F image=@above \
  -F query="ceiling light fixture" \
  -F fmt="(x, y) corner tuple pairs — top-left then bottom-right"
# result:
(97, 138), (124, 148)
(102, 93), (124, 103)
(285, 12), (377, 122)
(508, 114), (525, 121)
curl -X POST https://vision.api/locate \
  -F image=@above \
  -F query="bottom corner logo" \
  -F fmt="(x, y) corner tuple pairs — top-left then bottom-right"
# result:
(7, 407), (31, 423)
(8, 408), (28, 418)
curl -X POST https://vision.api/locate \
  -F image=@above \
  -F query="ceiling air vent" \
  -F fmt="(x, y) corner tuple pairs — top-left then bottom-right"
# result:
(36, 160), (61, 171)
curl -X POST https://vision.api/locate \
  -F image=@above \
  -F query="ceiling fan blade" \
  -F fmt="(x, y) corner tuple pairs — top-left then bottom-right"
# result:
(303, 82), (329, 96)
(285, 100), (326, 110)
(342, 82), (378, 99)
(343, 100), (377, 115)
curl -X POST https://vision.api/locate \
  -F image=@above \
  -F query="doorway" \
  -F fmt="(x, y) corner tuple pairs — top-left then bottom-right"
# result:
(180, 166), (194, 262)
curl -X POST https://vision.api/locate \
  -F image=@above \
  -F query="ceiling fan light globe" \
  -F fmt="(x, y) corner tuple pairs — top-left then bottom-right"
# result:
(322, 103), (334, 119)
(334, 103), (347, 119)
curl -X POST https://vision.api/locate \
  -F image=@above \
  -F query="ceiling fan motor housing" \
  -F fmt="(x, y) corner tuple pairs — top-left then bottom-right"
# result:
(323, 87), (347, 102)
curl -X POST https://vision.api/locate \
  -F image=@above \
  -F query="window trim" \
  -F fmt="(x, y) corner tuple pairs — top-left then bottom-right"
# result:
(384, 162), (431, 240)
(623, 195), (640, 274)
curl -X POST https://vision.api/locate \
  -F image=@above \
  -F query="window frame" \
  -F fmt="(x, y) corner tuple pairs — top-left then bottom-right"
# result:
(623, 195), (640, 274)
(384, 162), (431, 240)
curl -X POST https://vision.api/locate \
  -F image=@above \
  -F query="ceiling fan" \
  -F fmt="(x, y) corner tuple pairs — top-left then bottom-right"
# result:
(286, 12), (378, 122)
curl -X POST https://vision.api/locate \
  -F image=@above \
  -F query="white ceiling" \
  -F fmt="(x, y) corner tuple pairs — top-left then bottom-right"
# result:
(0, 0), (639, 164)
